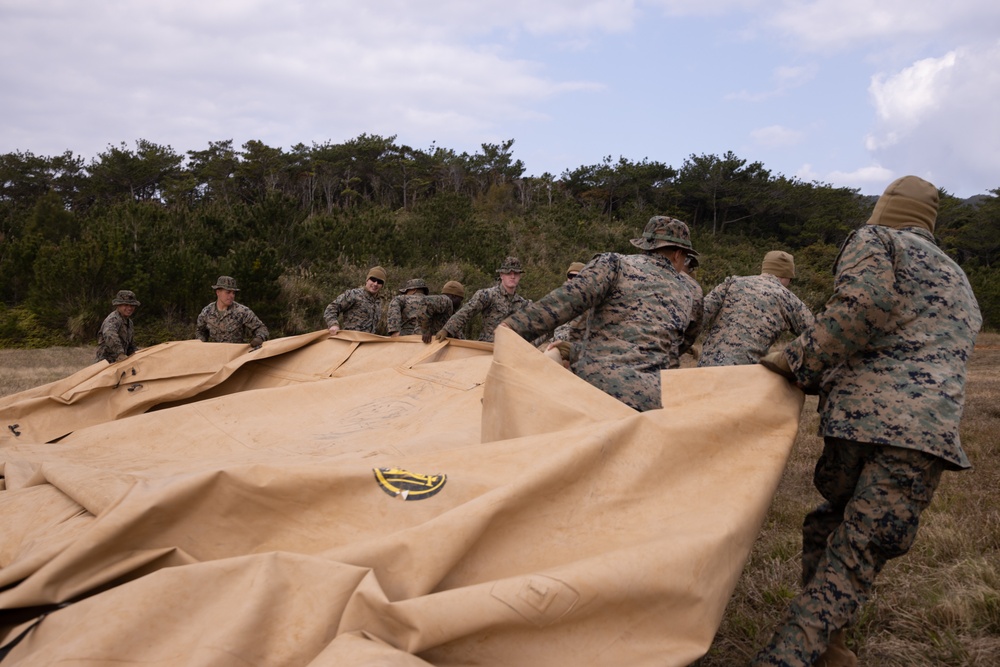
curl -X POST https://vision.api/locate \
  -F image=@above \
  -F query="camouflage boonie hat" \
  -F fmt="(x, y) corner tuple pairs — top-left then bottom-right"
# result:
(112, 290), (141, 306)
(212, 276), (240, 291)
(630, 216), (698, 255)
(496, 256), (525, 274)
(399, 278), (429, 294)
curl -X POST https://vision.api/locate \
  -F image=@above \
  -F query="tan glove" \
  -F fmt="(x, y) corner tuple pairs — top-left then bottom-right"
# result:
(760, 350), (795, 381)
(115, 353), (128, 363)
(433, 329), (450, 343)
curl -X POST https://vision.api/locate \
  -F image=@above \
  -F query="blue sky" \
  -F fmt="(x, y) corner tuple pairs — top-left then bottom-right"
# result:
(2, 0), (998, 198)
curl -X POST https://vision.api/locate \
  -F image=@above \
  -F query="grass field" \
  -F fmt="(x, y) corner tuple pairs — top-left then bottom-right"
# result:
(2, 336), (998, 665)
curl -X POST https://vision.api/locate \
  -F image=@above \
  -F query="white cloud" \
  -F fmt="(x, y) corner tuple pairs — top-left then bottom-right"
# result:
(750, 125), (804, 148)
(765, 0), (1000, 52)
(864, 41), (1000, 194)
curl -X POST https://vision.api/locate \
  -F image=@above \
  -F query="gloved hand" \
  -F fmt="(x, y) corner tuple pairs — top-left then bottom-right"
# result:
(760, 350), (795, 382)
(115, 353), (128, 363)
(433, 329), (450, 343)
(249, 336), (264, 350)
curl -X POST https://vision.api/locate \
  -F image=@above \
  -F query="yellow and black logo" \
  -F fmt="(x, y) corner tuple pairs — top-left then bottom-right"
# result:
(373, 467), (447, 500)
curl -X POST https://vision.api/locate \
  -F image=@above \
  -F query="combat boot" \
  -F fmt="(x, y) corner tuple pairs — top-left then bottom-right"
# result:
(814, 630), (857, 667)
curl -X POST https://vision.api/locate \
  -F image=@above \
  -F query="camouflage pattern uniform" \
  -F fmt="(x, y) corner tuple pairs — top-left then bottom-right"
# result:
(753, 176), (982, 667)
(697, 273), (813, 367)
(504, 250), (702, 412)
(324, 287), (384, 334)
(440, 283), (529, 342)
(95, 311), (137, 364)
(196, 302), (269, 344)
(421, 295), (460, 338)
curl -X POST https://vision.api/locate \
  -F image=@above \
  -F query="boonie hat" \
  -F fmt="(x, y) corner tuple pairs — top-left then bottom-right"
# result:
(566, 261), (585, 278)
(496, 256), (525, 274)
(212, 276), (239, 291)
(399, 278), (429, 294)
(112, 290), (141, 306)
(630, 216), (698, 255)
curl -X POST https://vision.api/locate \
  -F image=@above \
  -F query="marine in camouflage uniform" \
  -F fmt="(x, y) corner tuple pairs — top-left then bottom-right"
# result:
(95, 290), (140, 364)
(387, 278), (431, 336)
(503, 217), (703, 412)
(697, 250), (814, 367)
(324, 266), (387, 335)
(754, 176), (982, 667)
(436, 257), (530, 342)
(196, 276), (269, 346)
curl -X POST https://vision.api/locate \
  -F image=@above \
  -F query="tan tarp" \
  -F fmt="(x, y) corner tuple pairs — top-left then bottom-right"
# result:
(0, 328), (803, 666)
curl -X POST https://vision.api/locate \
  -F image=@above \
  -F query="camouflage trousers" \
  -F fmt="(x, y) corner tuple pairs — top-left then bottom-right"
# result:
(752, 437), (944, 667)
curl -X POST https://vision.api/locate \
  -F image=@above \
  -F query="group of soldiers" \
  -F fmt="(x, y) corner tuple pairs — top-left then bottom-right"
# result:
(93, 175), (982, 667)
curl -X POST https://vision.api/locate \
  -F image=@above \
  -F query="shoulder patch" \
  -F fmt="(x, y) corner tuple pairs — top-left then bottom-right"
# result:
(374, 467), (447, 500)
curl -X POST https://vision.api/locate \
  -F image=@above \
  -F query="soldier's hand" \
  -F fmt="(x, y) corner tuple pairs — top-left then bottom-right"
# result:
(328, 324), (340, 336)
(433, 329), (449, 343)
(760, 350), (795, 382)
(249, 336), (264, 351)
(422, 331), (433, 344)
(115, 353), (128, 363)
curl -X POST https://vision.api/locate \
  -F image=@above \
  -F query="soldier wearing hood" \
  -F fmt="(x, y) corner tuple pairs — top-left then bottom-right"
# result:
(754, 176), (982, 667)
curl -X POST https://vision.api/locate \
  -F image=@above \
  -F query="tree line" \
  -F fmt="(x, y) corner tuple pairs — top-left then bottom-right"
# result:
(1, 136), (998, 347)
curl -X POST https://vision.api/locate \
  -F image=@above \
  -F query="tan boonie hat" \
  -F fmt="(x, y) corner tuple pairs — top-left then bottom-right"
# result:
(761, 251), (795, 279)
(367, 266), (387, 283)
(212, 276), (239, 291)
(442, 281), (465, 297)
(630, 216), (698, 255)
(496, 256), (525, 274)
(112, 290), (141, 306)
(566, 261), (586, 278)
(399, 278), (429, 294)
(867, 175), (938, 234)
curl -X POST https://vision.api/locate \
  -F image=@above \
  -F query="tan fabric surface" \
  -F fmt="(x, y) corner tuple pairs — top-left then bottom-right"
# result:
(0, 328), (803, 665)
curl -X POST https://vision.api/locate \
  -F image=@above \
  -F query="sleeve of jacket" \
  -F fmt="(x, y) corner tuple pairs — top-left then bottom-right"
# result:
(441, 289), (487, 337)
(700, 279), (729, 332)
(503, 254), (617, 340)
(386, 296), (403, 334)
(785, 228), (895, 388)
(323, 290), (353, 328)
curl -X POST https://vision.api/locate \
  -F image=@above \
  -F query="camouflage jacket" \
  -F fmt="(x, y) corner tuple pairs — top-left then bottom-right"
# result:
(424, 295), (459, 337)
(784, 226), (981, 469)
(94, 310), (136, 363)
(324, 287), (384, 334)
(698, 273), (814, 367)
(196, 302), (269, 344)
(442, 283), (530, 342)
(504, 252), (703, 411)
(387, 294), (454, 336)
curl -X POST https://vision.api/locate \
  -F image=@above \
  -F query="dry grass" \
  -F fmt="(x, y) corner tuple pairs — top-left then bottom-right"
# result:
(3, 336), (999, 665)
(0, 346), (94, 397)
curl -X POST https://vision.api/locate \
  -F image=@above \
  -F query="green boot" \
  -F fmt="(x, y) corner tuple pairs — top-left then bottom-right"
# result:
(814, 631), (858, 667)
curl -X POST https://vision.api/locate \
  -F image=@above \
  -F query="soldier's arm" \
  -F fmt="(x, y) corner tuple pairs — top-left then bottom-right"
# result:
(700, 280), (727, 332)
(324, 290), (353, 330)
(441, 290), (485, 337)
(386, 296), (403, 335)
(243, 307), (269, 343)
(785, 228), (895, 386)
(195, 308), (210, 342)
(504, 254), (615, 340)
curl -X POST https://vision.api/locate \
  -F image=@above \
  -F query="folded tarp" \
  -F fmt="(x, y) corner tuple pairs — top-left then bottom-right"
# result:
(0, 327), (803, 666)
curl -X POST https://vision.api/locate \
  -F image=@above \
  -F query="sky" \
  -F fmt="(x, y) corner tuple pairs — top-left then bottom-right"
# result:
(2, 0), (999, 198)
